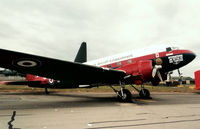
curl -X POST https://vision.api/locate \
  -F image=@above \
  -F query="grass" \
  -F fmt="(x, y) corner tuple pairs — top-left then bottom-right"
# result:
(0, 84), (199, 93)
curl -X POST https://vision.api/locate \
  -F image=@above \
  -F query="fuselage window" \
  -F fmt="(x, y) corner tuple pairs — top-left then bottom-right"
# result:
(127, 59), (132, 64)
(107, 65), (111, 68)
(117, 62), (122, 66)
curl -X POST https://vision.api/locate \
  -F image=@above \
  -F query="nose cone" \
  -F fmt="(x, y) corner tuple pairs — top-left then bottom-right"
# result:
(184, 50), (196, 64)
(190, 52), (196, 61)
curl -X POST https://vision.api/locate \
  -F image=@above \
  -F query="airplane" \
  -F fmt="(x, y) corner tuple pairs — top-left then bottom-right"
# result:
(0, 42), (196, 102)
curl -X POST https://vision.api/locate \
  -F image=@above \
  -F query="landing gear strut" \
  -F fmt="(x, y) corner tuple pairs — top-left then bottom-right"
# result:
(117, 89), (132, 102)
(131, 84), (151, 99)
(110, 81), (151, 102)
(139, 89), (150, 98)
(110, 83), (132, 102)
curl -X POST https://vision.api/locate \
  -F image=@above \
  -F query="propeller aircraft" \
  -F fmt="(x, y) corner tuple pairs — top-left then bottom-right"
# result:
(0, 42), (196, 102)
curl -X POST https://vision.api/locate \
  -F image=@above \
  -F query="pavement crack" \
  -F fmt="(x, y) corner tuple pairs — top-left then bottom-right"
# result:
(8, 111), (16, 129)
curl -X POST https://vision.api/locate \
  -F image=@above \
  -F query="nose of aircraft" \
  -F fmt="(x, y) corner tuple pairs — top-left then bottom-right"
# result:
(191, 52), (196, 60)
(185, 50), (196, 64)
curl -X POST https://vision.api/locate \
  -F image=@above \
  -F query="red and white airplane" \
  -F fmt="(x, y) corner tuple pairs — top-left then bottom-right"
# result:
(0, 42), (196, 102)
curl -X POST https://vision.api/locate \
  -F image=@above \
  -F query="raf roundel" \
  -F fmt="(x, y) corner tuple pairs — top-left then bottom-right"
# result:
(48, 79), (54, 85)
(17, 60), (37, 67)
(12, 59), (41, 68)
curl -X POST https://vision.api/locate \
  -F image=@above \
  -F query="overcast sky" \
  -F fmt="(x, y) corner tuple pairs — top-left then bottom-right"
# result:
(0, 0), (199, 77)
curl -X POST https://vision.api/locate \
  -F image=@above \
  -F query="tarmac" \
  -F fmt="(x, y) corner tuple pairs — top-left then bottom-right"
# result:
(0, 92), (200, 129)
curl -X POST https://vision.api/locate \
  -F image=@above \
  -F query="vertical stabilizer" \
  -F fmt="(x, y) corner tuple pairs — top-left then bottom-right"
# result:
(74, 42), (87, 63)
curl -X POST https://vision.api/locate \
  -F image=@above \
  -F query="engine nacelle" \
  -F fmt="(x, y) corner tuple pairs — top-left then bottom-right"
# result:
(118, 60), (153, 84)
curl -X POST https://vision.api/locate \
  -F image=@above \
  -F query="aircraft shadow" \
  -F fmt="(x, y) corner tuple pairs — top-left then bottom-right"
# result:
(0, 92), (199, 110)
(0, 92), (125, 110)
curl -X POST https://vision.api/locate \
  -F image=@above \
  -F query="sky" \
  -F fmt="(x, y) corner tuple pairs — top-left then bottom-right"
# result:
(0, 0), (199, 77)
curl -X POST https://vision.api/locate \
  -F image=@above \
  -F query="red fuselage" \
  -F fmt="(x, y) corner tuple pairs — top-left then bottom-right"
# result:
(26, 48), (196, 88)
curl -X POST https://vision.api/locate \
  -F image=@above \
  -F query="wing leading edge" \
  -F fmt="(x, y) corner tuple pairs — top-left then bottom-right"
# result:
(0, 48), (126, 85)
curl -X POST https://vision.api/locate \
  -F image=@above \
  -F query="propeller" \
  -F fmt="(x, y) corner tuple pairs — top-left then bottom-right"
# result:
(152, 58), (163, 82)
(152, 65), (163, 82)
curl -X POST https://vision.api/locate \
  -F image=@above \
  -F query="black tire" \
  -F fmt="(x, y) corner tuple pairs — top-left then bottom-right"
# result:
(117, 89), (132, 102)
(139, 89), (150, 98)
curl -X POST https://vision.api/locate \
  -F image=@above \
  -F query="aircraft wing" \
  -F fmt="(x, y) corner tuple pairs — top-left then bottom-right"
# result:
(0, 49), (126, 85)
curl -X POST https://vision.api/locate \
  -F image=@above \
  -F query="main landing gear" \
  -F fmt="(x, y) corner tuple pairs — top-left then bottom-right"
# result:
(131, 84), (151, 99)
(110, 82), (151, 102)
(110, 84), (132, 102)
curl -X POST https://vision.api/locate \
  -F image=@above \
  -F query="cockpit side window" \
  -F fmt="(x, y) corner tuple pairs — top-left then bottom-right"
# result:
(166, 47), (179, 52)
(127, 59), (132, 64)
(166, 47), (172, 52)
(117, 62), (122, 66)
(107, 64), (111, 68)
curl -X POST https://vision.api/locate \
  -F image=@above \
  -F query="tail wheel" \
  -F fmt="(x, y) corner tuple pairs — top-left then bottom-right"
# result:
(117, 89), (132, 102)
(139, 89), (150, 98)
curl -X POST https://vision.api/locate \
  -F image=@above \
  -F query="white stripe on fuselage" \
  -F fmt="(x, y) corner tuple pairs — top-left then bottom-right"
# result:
(85, 45), (171, 67)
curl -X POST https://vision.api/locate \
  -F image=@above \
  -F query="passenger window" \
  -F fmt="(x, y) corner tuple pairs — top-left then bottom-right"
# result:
(107, 65), (111, 68)
(117, 62), (122, 66)
(127, 60), (132, 64)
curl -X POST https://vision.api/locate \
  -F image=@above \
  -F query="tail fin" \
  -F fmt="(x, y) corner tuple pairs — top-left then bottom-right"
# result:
(74, 42), (87, 63)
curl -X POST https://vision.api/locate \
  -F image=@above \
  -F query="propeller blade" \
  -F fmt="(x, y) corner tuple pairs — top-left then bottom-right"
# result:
(167, 73), (170, 82)
(152, 65), (162, 78)
(157, 70), (163, 82)
(152, 67), (157, 78)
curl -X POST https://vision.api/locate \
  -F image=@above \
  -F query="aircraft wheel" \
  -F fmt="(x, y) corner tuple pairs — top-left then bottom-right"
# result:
(117, 89), (132, 102)
(139, 89), (150, 98)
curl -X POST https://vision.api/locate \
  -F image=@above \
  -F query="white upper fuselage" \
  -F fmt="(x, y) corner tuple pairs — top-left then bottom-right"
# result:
(85, 45), (174, 67)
